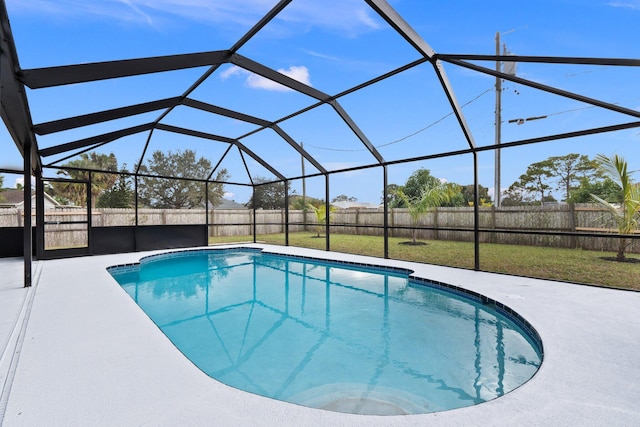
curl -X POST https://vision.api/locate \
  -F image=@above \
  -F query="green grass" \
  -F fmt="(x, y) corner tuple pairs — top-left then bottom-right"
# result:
(209, 232), (640, 291)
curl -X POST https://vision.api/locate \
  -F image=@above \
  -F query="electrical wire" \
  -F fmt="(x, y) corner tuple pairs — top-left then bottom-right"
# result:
(505, 103), (616, 125)
(305, 88), (629, 153)
(305, 88), (494, 152)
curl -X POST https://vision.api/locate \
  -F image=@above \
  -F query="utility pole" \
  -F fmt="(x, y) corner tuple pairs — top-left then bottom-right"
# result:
(494, 31), (502, 208)
(494, 29), (518, 208)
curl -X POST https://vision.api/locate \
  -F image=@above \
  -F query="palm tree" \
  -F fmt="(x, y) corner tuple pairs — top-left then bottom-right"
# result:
(307, 203), (336, 237)
(591, 154), (640, 261)
(53, 152), (119, 207)
(397, 182), (460, 244)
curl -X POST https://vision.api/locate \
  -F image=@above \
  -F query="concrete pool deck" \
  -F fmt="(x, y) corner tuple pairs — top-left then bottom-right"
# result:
(1, 244), (639, 426)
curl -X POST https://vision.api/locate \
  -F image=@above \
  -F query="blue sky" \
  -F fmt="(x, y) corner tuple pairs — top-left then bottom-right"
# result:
(1, 0), (639, 204)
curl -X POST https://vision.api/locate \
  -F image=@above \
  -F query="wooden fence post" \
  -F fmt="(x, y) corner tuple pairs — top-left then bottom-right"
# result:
(568, 203), (577, 248)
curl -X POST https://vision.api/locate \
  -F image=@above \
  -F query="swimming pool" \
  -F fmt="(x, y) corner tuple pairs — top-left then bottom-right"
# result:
(109, 248), (542, 415)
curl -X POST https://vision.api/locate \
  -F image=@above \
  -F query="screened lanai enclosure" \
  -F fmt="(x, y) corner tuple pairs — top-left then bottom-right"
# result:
(1, 0), (639, 289)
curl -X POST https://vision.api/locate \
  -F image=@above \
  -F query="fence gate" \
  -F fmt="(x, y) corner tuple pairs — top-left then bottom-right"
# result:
(40, 178), (90, 259)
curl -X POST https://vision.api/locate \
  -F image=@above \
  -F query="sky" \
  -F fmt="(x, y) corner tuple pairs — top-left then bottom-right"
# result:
(1, 0), (639, 204)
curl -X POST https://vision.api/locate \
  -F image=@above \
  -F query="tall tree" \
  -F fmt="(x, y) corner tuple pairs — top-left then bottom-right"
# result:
(389, 169), (442, 208)
(289, 193), (322, 210)
(402, 168), (441, 200)
(245, 178), (286, 209)
(138, 149), (228, 209)
(543, 154), (598, 202)
(460, 184), (492, 206)
(96, 171), (134, 208)
(590, 154), (640, 261)
(568, 176), (623, 204)
(52, 152), (119, 207)
(506, 154), (599, 205)
(507, 161), (554, 206)
(501, 186), (534, 206)
(382, 183), (402, 206)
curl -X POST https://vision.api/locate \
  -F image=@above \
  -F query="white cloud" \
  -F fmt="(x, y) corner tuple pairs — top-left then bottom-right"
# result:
(9, 0), (383, 35)
(321, 162), (367, 176)
(117, 0), (155, 28)
(8, 0), (276, 30)
(219, 65), (244, 79)
(14, 176), (36, 189)
(608, 1), (640, 11)
(220, 65), (311, 92)
(280, 0), (382, 36)
(302, 49), (340, 61)
(354, 7), (380, 30)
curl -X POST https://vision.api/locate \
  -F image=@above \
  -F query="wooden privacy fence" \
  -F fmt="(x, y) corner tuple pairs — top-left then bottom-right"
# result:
(0, 204), (638, 253)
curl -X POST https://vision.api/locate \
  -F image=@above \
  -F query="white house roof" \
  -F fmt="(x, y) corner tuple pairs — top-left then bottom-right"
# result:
(331, 201), (382, 209)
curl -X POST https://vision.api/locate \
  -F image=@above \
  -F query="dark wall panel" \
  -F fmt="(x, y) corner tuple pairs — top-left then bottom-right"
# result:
(135, 225), (207, 252)
(0, 227), (35, 257)
(92, 226), (136, 255)
(92, 225), (207, 254)
(2, 225), (207, 258)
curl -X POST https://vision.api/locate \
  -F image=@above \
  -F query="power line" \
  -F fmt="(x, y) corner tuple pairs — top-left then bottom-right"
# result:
(305, 88), (494, 152)
(378, 88), (494, 148)
(506, 104), (602, 125)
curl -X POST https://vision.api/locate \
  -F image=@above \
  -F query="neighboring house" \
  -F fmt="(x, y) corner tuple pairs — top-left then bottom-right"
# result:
(331, 201), (382, 209)
(209, 198), (247, 210)
(0, 189), (60, 209)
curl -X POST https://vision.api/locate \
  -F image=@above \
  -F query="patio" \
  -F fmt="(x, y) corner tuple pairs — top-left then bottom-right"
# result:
(1, 244), (639, 426)
(1, 1), (639, 425)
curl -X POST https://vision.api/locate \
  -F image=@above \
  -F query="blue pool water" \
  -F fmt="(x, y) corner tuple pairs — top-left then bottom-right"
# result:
(109, 248), (542, 415)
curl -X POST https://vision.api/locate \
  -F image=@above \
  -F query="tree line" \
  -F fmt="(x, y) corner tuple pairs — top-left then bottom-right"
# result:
(47, 150), (228, 209)
(379, 153), (629, 209)
(42, 150), (633, 213)
(502, 153), (623, 206)
(241, 154), (608, 211)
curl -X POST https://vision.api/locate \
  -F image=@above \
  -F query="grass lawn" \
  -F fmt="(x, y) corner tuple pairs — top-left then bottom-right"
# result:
(209, 232), (640, 291)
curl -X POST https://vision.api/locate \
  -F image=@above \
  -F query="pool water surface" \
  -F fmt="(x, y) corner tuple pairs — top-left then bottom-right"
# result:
(109, 248), (542, 415)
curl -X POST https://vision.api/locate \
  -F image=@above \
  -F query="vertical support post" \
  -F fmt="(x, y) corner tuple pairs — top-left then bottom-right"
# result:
(252, 186), (257, 243)
(205, 181), (209, 245)
(325, 174), (330, 252)
(494, 31), (502, 208)
(473, 151), (481, 271)
(87, 171), (92, 254)
(301, 141), (306, 202)
(134, 175), (139, 226)
(301, 141), (307, 232)
(134, 174), (139, 251)
(568, 203), (577, 249)
(23, 140), (32, 287)
(383, 165), (389, 259)
(284, 180), (290, 246)
(35, 172), (45, 260)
